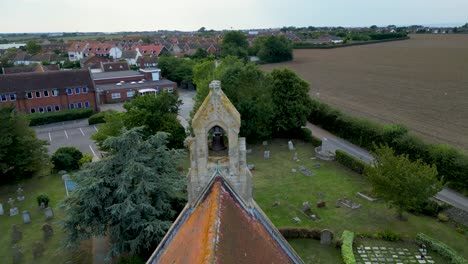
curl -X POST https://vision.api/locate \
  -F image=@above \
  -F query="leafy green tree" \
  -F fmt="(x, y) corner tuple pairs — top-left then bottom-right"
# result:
(63, 128), (185, 257)
(0, 105), (49, 184)
(365, 145), (441, 220)
(25, 40), (42, 55)
(254, 35), (293, 63)
(51, 147), (83, 171)
(91, 111), (126, 150)
(191, 48), (208, 59)
(157, 55), (195, 85)
(220, 31), (249, 61)
(270, 68), (311, 135)
(0, 56), (14, 70)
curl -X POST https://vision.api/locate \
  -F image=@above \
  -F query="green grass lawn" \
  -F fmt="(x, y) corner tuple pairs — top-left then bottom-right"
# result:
(0, 173), (92, 263)
(249, 139), (468, 260)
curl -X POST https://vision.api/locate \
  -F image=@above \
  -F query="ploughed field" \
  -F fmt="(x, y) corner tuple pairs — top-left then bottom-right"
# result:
(262, 34), (468, 151)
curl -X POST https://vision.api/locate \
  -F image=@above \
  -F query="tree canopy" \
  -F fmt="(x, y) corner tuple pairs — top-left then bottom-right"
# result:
(157, 55), (195, 87)
(253, 35), (293, 63)
(0, 105), (49, 184)
(63, 128), (185, 257)
(25, 40), (42, 55)
(92, 92), (186, 150)
(220, 31), (249, 61)
(365, 145), (442, 219)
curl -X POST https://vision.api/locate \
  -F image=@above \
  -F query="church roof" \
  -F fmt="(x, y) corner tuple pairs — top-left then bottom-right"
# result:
(147, 176), (302, 264)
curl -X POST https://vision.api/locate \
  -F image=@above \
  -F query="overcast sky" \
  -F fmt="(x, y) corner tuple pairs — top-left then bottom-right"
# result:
(1, 0), (467, 33)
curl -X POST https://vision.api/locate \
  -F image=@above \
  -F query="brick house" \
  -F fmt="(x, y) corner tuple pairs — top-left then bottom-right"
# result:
(0, 70), (98, 114)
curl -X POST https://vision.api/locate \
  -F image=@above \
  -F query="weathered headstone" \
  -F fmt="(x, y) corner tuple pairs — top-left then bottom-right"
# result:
(299, 166), (314, 177)
(40, 202), (46, 210)
(247, 164), (255, 171)
(288, 141), (295, 151)
(42, 223), (54, 239)
(293, 152), (298, 161)
(9, 198), (19, 216)
(12, 244), (24, 264)
(291, 169), (297, 173)
(32, 241), (45, 259)
(263, 151), (270, 159)
(44, 207), (54, 219)
(0, 203), (4, 215)
(293, 217), (301, 223)
(320, 229), (333, 245)
(11, 224), (22, 243)
(317, 201), (326, 208)
(22, 210), (31, 224)
(8, 197), (15, 207)
(312, 163), (321, 169)
(10, 208), (19, 216)
(262, 141), (268, 146)
(302, 202), (311, 214)
(16, 187), (25, 201)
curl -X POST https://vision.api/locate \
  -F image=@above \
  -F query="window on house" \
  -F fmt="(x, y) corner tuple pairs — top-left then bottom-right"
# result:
(54, 105), (60, 111)
(9, 94), (16, 101)
(38, 107), (44, 113)
(77, 102), (82, 108)
(111, 93), (121, 99)
(44, 90), (49, 97)
(127, 91), (135, 97)
(84, 101), (90, 108)
(27, 92), (33, 99)
(67, 88), (73, 95)
(166, 87), (174, 93)
(75, 87), (80, 94)
(35, 91), (41, 98)
(46, 106), (52, 112)
(30, 108), (36, 113)
(52, 89), (58, 96)
(1, 94), (6, 102)
(69, 103), (75, 109)
(82, 87), (88, 93)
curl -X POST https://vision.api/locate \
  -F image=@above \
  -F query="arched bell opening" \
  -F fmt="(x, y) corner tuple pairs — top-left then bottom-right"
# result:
(207, 125), (229, 157)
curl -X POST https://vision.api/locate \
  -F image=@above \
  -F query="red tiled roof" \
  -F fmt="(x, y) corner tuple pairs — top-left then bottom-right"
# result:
(149, 177), (300, 264)
(133, 45), (166, 56)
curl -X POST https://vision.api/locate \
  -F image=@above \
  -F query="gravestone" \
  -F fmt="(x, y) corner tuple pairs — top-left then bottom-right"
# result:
(262, 141), (268, 146)
(293, 217), (301, 223)
(293, 152), (298, 161)
(299, 166), (314, 177)
(302, 202), (311, 214)
(317, 201), (326, 208)
(32, 241), (45, 259)
(8, 198), (19, 216)
(41, 224), (54, 239)
(288, 141), (295, 151)
(263, 151), (270, 159)
(11, 224), (23, 243)
(291, 169), (297, 173)
(12, 244), (24, 264)
(320, 229), (333, 245)
(16, 187), (25, 201)
(40, 202), (46, 210)
(22, 210), (31, 224)
(44, 207), (54, 219)
(0, 203), (3, 215)
(247, 164), (255, 170)
(10, 208), (19, 216)
(62, 174), (70, 182)
(312, 163), (321, 169)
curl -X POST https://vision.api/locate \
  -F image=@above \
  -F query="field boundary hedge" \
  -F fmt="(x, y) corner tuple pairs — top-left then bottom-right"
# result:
(28, 108), (94, 126)
(308, 99), (468, 192)
(336, 150), (371, 174)
(293, 37), (410, 49)
(341, 230), (356, 264)
(278, 227), (323, 240)
(416, 233), (468, 264)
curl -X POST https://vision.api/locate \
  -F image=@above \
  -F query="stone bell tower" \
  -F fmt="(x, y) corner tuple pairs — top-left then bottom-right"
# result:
(187, 80), (252, 206)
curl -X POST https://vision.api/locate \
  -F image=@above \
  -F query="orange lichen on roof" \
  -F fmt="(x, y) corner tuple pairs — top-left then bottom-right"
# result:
(155, 178), (295, 264)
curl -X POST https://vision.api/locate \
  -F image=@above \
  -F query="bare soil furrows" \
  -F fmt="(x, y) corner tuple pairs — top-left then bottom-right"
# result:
(262, 34), (468, 151)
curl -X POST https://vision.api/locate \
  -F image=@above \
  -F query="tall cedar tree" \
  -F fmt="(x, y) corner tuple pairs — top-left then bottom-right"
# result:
(63, 128), (185, 257)
(0, 105), (49, 183)
(365, 145), (441, 220)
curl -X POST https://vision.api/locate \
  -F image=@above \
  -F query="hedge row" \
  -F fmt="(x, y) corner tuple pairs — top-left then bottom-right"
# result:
(416, 233), (468, 264)
(336, 150), (370, 174)
(28, 108), (94, 126)
(341, 230), (356, 264)
(88, 110), (116, 125)
(308, 99), (468, 192)
(293, 37), (410, 49)
(298, 127), (322, 146)
(278, 227), (324, 240)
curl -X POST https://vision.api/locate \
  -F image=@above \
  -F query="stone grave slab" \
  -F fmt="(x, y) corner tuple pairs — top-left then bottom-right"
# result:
(320, 229), (333, 245)
(299, 166), (314, 176)
(0, 203), (3, 215)
(22, 210), (31, 224)
(263, 151), (270, 159)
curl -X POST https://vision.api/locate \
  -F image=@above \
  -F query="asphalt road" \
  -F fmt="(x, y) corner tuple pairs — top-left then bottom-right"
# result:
(306, 122), (468, 212)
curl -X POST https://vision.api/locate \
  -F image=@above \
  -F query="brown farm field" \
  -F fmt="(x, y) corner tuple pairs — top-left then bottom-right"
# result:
(262, 34), (468, 151)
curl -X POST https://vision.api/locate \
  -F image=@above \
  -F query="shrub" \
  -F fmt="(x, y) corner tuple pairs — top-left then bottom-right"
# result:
(341, 230), (356, 264)
(51, 147), (83, 171)
(410, 200), (449, 217)
(118, 255), (145, 264)
(336, 150), (370, 174)
(88, 110), (116, 125)
(416, 233), (467, 264)
(36, 194), (50, 207)
(278, 227), (322, 240)
(437, 213), (449, 222)
(28, 108), (94, 126)
(377, 230), (400, 242)
(79, 153), (93, 167)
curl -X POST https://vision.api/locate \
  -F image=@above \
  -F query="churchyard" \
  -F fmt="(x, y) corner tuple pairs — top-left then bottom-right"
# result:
(0, 172), (91, 263)
(248, 139), (467, 263)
